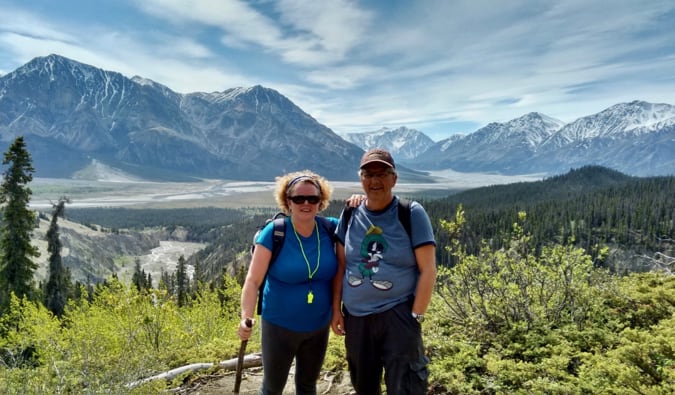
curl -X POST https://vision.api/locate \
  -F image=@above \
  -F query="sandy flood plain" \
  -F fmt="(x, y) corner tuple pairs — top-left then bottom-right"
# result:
(29, 170), (545, 210)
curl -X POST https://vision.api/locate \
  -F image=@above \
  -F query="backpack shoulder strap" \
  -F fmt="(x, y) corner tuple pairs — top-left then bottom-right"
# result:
(270, 216), (286, 263)
(257, 215), (286, 316)
(397, 198), (412, 240)
(316, 216), (337, 242)
(341, 205), (354, 229)
(340, 202), (409, 237)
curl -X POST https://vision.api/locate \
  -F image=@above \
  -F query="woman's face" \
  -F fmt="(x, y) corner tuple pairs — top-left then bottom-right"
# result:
(287, 181), (321, 218)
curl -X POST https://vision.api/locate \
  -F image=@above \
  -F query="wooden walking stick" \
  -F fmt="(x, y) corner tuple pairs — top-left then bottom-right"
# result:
(233, 318), (253, 394)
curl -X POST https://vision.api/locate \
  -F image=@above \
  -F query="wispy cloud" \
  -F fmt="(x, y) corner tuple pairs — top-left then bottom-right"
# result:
(1, 0), (674, 140)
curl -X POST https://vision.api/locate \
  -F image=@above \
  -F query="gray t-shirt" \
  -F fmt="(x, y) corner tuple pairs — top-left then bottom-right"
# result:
(336, 197), (436, 316)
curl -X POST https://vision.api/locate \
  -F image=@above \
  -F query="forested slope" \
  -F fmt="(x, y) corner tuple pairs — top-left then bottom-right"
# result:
(423, 166), (673, 272)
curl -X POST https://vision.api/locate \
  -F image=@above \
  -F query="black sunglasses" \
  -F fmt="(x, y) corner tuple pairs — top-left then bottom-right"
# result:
(289, 195), (321, 204)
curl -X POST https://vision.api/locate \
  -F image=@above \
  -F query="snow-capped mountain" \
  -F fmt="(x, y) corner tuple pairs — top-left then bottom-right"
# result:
(341, 126), (435, 161)
(0, 54), (363, 181)
(542, 101), (675, 148)
(528, 101), (675, 176)
(416, 102), (674, 176)
(414, 112), (566, 173)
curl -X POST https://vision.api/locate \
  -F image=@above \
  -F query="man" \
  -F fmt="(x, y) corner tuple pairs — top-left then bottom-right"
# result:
(331, 148), (437, 394)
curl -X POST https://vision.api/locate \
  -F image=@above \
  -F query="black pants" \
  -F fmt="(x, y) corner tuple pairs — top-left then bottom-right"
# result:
(344, 301), (429, 395)
(259, 319), (330, 395)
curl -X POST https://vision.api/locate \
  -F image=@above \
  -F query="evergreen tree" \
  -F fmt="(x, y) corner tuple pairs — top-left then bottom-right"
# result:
(192, 255), (203, 286)
(176, 255), (188, 307)
(44, 197), (72, 317)
(131, 258), (145, 292)
(0, 136), (40, 312)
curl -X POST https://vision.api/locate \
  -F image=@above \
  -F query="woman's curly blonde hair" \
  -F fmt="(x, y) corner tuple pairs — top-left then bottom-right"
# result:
(274, 170), (333, 214)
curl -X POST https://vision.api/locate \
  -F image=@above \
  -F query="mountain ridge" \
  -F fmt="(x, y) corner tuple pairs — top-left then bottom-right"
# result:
(0, 54), (364, 181)
(1, 54), (673, 179)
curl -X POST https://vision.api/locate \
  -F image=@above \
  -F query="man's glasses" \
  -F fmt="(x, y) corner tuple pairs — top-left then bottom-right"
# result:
(289, 195), (321, 204)
(360, 171), (394, 180)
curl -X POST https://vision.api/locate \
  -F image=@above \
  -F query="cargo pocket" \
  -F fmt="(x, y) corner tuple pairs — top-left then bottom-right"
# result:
(406, 354), (429, 393)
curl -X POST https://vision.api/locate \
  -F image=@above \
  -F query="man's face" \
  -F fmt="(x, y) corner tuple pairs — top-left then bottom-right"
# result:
(360, 164), (397, 197)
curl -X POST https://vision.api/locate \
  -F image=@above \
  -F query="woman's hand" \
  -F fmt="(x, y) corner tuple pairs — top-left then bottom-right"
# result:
(237, 318), (255, 340)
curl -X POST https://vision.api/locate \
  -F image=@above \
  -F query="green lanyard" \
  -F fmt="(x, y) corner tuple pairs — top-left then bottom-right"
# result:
(291, 219), (320, 304)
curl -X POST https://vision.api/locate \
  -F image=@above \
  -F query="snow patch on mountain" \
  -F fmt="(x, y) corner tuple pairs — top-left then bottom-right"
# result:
(543, 101), (675, 147)
(341, 126), (435, 160)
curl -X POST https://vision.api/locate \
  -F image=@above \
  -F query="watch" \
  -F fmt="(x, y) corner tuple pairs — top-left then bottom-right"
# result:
(412, 312), (424, 323)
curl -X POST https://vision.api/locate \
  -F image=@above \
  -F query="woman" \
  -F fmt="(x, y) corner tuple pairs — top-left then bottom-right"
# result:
(238, 170), (339, 395)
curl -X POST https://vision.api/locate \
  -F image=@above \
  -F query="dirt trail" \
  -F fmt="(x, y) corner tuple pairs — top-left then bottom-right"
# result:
(183, 366), (355, 395)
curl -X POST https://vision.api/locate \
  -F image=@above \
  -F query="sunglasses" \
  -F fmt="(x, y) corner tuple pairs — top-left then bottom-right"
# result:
(360, 171), (394, 180)
(289, 195), (321, 204)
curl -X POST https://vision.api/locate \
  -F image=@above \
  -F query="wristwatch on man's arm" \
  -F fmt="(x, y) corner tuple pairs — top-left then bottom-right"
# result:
(412, 312), (424, 323)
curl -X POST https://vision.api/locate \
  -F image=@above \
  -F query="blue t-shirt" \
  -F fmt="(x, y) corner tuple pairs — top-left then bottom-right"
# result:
(256, 216), (338, 332)
(336, 197), (435, 316)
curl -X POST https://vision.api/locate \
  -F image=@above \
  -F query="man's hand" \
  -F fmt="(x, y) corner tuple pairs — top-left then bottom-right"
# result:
(346, 194), (365, 207)
(330, 311), (346, 336)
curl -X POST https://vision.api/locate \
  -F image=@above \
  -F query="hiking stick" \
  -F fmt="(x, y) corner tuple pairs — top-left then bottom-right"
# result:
(233, 318), (253, 394)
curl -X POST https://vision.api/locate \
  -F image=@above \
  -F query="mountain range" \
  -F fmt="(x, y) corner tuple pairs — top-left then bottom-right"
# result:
(347, 107), (674, 177)
(0, 54), (362, 181)
(1, 54), (673, 180)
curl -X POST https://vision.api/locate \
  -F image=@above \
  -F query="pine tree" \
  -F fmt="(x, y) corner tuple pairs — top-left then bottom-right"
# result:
(176, 255), (188, 307)
(0, 136), (40, 312)
(44, 197), (72, 317)
(131, 258), (145, 292)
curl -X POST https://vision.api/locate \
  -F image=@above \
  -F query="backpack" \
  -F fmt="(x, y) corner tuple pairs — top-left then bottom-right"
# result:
(251, 213), (337, 315)
(340, 198), (412, 240)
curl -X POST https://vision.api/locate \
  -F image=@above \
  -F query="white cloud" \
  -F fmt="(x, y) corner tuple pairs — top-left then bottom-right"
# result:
(276, 0), (373, 57)
(1, 0), (674, 140)
(136, 0), (372, 67)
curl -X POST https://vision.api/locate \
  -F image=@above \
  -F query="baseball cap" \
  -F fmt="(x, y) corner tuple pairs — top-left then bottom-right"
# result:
(360, 148), (395, 169)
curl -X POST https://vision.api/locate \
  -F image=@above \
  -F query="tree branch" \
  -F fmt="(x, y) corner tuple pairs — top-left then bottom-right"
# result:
(127, 352), (262, 389)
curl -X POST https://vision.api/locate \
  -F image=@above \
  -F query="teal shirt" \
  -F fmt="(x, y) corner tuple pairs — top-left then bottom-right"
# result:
(256, 216), (338, 332)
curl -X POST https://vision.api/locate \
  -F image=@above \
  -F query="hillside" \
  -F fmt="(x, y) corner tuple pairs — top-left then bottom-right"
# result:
(425, 166), (674, 271)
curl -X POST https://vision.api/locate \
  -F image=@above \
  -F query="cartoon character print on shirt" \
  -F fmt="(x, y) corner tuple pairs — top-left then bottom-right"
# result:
(347, 224), (393, 290)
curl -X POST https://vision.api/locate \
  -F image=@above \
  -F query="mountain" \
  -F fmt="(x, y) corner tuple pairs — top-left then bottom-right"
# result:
(527, 101), (675, 176)
(0, 54), (364, 181)
(1, 55), (673, 180)
(414, 112), (565, 173)
(340, 126), (435, 162)
(416, 103), (675, 176)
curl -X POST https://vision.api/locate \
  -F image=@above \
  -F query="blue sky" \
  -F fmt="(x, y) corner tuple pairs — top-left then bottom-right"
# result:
(1, 0), (674, 141)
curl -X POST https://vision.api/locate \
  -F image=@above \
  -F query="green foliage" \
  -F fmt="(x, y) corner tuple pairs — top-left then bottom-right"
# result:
(0, 207), (673, 393)
(323, 333), (348, 372)
(425, 208), (675, 394)
(0, 276), (243, 393)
